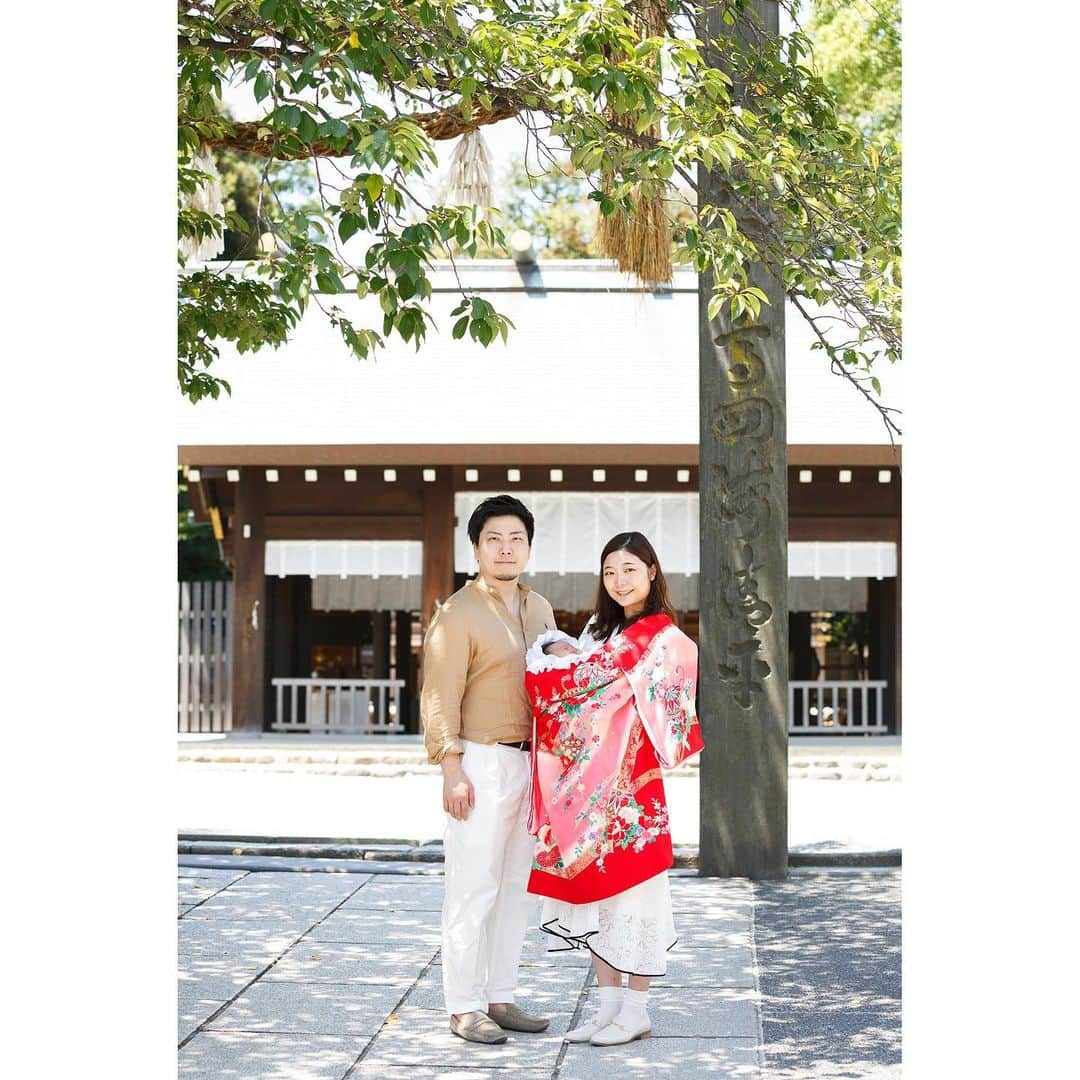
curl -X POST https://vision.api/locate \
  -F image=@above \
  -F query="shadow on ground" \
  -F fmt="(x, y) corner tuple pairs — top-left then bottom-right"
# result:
(753, 870), (901, 1078)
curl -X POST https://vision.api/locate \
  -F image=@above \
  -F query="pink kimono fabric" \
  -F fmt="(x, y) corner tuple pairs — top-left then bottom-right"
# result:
(526, 613), (704, 903)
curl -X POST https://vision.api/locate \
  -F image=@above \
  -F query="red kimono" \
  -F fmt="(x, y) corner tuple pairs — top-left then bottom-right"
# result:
(525, 613), (704, 905)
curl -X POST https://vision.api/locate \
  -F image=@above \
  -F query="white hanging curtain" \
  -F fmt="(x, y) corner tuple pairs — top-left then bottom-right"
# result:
(454, 492), (894, 611)
(265, 541), (422, 611)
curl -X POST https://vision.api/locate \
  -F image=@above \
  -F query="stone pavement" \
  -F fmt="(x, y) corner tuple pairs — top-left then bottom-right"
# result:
(178, 863), (900, 1078)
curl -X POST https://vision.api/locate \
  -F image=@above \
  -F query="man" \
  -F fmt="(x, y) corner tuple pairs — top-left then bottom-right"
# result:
(421, 494), (556, 1045)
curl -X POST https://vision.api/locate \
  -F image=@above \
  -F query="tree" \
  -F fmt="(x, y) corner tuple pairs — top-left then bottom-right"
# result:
(178, 1), (900, 436)
(805, 0), (900, 145)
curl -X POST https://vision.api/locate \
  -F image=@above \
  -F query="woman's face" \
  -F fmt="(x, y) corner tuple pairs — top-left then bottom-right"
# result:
(602, 549), (656, 617)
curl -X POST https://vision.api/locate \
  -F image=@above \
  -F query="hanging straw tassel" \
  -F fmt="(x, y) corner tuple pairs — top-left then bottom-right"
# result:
(598, 184), (672, 288)
(179, 144), (226, 262)
(445, 128), (494, 215)
(596, 0), (673, 286)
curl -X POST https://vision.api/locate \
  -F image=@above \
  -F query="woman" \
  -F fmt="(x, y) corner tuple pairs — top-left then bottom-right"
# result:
(524, 531), (704, 1046)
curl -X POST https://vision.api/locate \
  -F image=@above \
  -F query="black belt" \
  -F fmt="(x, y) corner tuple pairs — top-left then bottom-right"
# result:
(497, 739), (531, 752)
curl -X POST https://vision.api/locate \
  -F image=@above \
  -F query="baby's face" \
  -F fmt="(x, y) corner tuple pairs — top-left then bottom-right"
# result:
(546, 641), (579, 658)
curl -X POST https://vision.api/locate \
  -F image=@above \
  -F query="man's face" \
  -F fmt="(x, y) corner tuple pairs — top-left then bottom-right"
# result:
(474, 515), (531, 582)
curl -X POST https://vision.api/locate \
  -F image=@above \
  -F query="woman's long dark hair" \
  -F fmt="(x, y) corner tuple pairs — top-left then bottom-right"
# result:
(589, 531), (677, 642)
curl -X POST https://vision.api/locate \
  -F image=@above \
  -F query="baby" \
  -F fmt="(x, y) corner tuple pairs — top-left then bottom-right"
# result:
(527, 628), (586, 674)
(543, 640), (579, 658)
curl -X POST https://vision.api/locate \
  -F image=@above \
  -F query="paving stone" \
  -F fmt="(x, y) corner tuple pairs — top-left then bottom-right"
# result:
(179, 951), (269, 987)
(306, 908), (442, 945)
(178, 1030), (366, 1078)
(224, 871), (371, 896)
(575, 985), (760, 1039)
(558, 1036), (761, 1078)
(352, 1068), (550, 1079)
(675, 922), (753, 950)
(340, 881), (446, 911)
(668, 879), (754, 907)
(178, 878), (236, 904)
(404, 958), (587, 1020)
(178, 918), (299, 960)
(181, 895), (343, 922)
(265, 940), (437, 985)
(180, 1001), (229, 1045)
(358, 1004), (565, 1071)
(208, 979), (408, 1037)
(178, 969), (256, 1043)
(178, 867), (250, 885)
(660, 943), (758, 988)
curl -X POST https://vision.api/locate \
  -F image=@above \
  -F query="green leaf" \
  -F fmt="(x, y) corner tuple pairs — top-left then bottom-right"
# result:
(452, 316), (469, 339)
(254, 71), (272, 103)
(365, 174), (384, 202)
(338, 213), (361, 243)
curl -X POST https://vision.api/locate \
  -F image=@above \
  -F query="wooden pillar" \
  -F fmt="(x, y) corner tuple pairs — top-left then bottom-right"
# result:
(697, 0), (788, 879)
(868, 575), (898, 732)
(790, 612), (813, 680)
(421, 470), (455, 629)
(395, 610), (417, 734)
(231, 472), (267, 731)
(372, 610), (392, 678)
(894, 510), (902, 735)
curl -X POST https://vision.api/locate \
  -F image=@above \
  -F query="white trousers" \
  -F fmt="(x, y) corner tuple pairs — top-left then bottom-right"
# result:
(441, 740), (536, 1016)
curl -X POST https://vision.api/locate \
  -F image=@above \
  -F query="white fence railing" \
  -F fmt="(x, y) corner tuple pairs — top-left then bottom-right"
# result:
(788, 680), (889, 734)
(271, 678), (405, 734)
(178, 581), (233, 732)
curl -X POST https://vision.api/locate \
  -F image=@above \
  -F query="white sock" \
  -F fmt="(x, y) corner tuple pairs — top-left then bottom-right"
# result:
(588, 985), (623, 1028)
(617, 987), (650, 1027)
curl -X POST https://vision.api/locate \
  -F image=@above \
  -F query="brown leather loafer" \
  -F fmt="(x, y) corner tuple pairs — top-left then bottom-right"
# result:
(489, 1002), (551, 1033)
(449, 1011), (508, 1044)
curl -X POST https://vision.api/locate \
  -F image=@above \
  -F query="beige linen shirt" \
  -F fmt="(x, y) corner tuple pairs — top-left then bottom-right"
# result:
(421, 576), (556, 764)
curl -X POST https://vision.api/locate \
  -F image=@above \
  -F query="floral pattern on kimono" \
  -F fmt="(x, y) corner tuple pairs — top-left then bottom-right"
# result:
(525, 613), (704, 905)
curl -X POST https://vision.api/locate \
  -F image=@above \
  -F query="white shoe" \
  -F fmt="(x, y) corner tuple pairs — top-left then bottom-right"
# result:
(589, 1016), (652, 1045)
(565, 1015), (609, 1041)
(564, 1018), (605, 1043)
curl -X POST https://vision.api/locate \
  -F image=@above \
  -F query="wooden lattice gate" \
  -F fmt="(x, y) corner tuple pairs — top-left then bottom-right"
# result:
(178, 581), (233, 732)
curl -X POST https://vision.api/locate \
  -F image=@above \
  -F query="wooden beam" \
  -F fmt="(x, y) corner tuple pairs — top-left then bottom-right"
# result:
(789, 516), (899, 542)
(263, 514), (424, 540)
(179, 442), (902, 468)
(788, 445), (902, 467)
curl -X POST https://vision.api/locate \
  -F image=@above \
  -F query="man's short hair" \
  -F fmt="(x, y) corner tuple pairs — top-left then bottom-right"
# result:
(467, 494), (535, 545)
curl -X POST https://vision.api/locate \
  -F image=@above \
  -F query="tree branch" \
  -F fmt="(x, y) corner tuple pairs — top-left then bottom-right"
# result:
(203, 101), (521, 159)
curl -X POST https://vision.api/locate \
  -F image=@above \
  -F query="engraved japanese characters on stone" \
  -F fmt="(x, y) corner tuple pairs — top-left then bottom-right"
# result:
(718, 638), (772, 709)
(713, 397), (774, 444)
(711, 446), (772, 539)
(714, 542), (774, 708)
(714, 328), (770, 390)
(704, 325), (780, 710)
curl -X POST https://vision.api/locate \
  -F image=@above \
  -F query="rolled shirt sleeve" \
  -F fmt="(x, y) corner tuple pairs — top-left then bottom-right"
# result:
(420, 605), (470, 765)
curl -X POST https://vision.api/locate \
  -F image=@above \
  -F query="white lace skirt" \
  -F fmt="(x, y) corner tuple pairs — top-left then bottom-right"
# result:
(538, 870), (677, 977)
